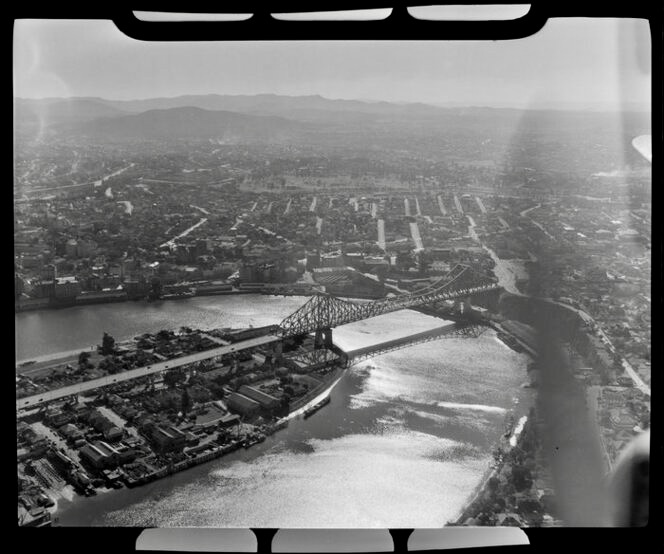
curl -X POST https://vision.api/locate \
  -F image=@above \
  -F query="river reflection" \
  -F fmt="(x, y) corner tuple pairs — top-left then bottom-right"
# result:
(16, 296), (530, 527)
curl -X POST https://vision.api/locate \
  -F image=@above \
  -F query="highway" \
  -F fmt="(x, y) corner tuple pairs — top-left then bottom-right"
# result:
(410, 222), (424, 251)
(25, 164), (135, 194)
(377, 219), (386, 250)
(159, 217), (208, 248)
(453, 194), (464, 214)
(475, 196), (487, 214)
(437, 195), (447, 215)
(17, 334), (281, 411)
(519, 203), (541, 218)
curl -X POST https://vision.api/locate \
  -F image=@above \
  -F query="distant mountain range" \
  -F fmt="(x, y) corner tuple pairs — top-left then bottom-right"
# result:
(17, 93), (451, 121)
(15, 97), (129, 125)
(14, 93), (651, 143)
(66, 106), (307, 141)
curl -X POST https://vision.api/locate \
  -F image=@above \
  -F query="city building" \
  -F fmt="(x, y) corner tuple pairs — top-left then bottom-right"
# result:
(54, 276), (82, 299)
(238, 385), (280, 410)
(151, 425), (187, 453)
(79, 441), (121, 469)
(226, 392), (261, 417)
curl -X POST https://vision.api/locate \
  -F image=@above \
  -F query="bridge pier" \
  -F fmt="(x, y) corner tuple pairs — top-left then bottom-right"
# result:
(314, 327), (333, 349)
(274, 341), (283, 363)
(453, 296), (471, 314)
(265, 342), (283, 366)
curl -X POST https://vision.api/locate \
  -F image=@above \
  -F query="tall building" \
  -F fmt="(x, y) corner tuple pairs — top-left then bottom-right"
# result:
(40, 264), (57, 281)
(54, 276), (82, 299)
(239, 262), (258, 283)
(306, 250), (321, 270)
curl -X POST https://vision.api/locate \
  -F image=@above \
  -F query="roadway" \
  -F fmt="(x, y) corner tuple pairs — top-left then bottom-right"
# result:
(437, 195), (447, 215)
(159, 217), (208, 248)
(410, 222), (424, 251)
(453, 194), (464, 214)
(475, 196), (487, 214)
(16, 334), (281, 411)
(377, 219), (386, 250)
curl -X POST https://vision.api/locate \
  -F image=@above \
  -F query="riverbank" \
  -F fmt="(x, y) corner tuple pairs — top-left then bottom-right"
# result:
(447, 315), (539, 526)
(449, 398), (540, 526)
(450, 287), (650, 527)
(18, 344), (350, 525)
(15, 288), (259, 313)
(19, 298), (527, 527)
(280, 365), (347, 422)
(118, 365), (347, 490)
(15, 284), (390, 314)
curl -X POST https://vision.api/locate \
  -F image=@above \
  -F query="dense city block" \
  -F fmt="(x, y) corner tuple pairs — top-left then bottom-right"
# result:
(15, 94), (650, 527)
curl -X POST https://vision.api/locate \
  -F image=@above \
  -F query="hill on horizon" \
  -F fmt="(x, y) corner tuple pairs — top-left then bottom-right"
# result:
(60, 106), (309, 142)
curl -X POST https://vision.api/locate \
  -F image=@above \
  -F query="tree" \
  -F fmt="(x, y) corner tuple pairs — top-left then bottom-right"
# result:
(101, 332), (116, 356)
(493, 497), (506, 511)
(100, 356), (121, 375)
(181, 388), (192, 414)
(136, 349), (151, 366)
(78, 351), (91, 367)
(511, 465), (533, 492)
(164, 368), (186, 388)
(279, 393), (291, 415)
(492, 447), (504, 464)
(208, 382), (226, 400)
(188, 374), (205, 387)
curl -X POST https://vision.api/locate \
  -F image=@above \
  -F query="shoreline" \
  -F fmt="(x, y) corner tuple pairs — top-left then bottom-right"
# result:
(14, 287), (387, 316)
(447, 324), (537, 526)
(41, 364), (349, 522)
(278, 370), (346, 424)
(449, 396), (536, 526)
(18, 292), (538, 526)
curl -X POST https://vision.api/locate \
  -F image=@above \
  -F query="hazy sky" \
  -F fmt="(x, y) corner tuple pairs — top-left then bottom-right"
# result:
(13, 17), (651, 110)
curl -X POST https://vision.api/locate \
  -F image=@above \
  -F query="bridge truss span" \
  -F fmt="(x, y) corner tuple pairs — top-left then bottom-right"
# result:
(344, 322), (489, 366)
(278, 264), (498, 337)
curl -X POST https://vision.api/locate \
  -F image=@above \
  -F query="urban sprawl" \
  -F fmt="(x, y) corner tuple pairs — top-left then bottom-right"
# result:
(15, 102), (650, 527)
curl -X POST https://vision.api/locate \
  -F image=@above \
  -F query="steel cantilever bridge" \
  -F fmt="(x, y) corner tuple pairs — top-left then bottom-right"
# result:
(16, 265), (499, 411)
(278, 263), (499, 349)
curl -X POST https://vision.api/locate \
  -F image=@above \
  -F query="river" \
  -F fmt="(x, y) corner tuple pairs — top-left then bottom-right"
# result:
(15, 295), (531, 527)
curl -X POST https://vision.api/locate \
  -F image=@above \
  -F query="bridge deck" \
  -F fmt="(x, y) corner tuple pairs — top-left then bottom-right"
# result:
(16, 334), (280, 411)
(343, 323), (459, 360)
